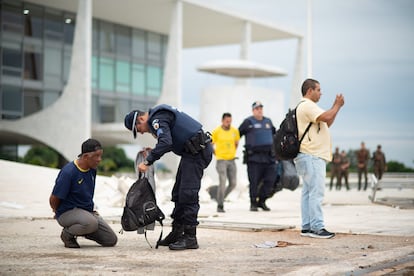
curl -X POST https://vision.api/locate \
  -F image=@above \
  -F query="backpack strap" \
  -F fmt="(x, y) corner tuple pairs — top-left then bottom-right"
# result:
(143, 220), (164, 249)
(296, 101), (312, 145)
(299, 123), (312, 144)
(155, 220), (163, 249)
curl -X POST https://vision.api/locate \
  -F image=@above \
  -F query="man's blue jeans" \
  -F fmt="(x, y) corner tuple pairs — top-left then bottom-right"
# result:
(294, 153), (327, 231)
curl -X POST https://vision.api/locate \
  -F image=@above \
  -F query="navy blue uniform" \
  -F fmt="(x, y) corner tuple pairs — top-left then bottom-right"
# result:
(145, 105), (212, 226)
(239, 116), (277, 203)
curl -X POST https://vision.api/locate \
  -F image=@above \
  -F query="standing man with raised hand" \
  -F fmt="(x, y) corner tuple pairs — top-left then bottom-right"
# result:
(211, 112), (240, 213)
(294, 78), (344, 239)
(124, 104), (212, 250)
(49, 139), (118, 248)
(239, 101), (277, 212)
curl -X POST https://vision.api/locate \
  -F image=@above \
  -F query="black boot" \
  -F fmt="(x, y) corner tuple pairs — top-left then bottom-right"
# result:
(257, 199), (271, 211)
(169, 225), (198, 250)
(157, 222), (184, 247)
(250, 199), (258, 211)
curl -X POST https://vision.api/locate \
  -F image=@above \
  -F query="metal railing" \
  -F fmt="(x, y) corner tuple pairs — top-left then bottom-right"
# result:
(369, 173), (414, 203)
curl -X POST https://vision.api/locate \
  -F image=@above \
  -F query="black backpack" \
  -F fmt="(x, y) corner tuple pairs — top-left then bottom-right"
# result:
(274, 103), (312, 160)
(121, 173), (165, 248)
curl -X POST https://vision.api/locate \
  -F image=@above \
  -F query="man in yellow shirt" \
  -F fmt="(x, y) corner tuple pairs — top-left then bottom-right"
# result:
(211, 113), (240, 212)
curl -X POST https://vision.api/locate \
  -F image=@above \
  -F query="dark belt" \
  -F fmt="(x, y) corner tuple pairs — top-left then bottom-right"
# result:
(184, 131), (211, 155)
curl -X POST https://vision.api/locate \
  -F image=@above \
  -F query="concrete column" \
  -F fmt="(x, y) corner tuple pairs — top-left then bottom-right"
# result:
(307, 0), (313, 78)
(154, 0), (183, 172)
(240, 21), (251, 60)
(236, 21), (251, 86)
(290, 37), (304, 109)
(157, 0), (182, 108)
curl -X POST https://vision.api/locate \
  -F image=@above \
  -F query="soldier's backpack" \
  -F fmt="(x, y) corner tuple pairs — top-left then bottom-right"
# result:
(273, 103), (312, 160)
(121, 173), (165, 248)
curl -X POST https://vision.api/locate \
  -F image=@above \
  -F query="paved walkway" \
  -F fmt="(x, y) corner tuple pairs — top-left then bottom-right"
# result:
(1, 160), (414, 275)
(1, 159), (413, 236)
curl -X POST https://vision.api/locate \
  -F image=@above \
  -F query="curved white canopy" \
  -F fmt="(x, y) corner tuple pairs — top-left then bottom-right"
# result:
(197, 59), (288, 78)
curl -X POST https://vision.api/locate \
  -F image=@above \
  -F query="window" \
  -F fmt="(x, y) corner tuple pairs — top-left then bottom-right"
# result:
(91, 55), (98, 89)
(23, 88), (42, 116)
(99, 57), (114, 91)
(23, 4), (43, 39)
(24, 49), (43, 80)
(116, 98), (130, 122)
(91, 20), (167, 123)
(43, 90), (60, 108)
(132, 63), (145, 95)
(116, 60), (130, 93)
(115, 25), (131, 57)
(2, 85), (22, 118)
(63, 13), (75, 44)
(44, 46), (62, 79)
(132, 29), (145, 60)
(1, 2), (23, 34)
(92, 19), (99, 50)
(0, 1), (73, 120)
(2, 42), (22, 77)
(91, 94), (99, 122)
(99, 21), (114, 53)
(63, 49), (71, 83)
(146, 65), (162, 96)
(147, 32), (162, 62)
(100, 105), (115, 123)
(44, 9), (62, 41)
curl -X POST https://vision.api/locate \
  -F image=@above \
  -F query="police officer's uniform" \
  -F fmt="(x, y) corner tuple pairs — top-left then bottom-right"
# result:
(239, 115), (277, 210)
(125, 104), (212, 250)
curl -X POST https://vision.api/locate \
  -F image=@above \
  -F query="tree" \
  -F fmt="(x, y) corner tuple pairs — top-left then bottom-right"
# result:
(23, 146), (59, 168)
(98, 146), (134, 173)
(387, 161), (414, 172)
(99, 159), (117, 174)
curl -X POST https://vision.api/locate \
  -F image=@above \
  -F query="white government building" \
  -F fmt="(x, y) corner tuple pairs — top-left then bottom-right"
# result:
(0, 0), (304, 172)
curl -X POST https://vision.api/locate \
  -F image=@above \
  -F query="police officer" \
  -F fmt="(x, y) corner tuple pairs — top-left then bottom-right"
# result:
(124, 104), (212, 250)
(239, 101), (277, 212)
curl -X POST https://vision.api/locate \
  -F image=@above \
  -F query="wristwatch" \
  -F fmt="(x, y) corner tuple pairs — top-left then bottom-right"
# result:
(143, 159), (150, 166)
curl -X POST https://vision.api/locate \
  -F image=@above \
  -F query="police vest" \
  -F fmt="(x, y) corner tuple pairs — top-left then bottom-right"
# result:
(149, 104), (202, 154)
(245, 116), (273, 148)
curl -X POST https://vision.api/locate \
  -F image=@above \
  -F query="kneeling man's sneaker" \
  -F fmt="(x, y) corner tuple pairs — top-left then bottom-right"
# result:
(309, 228), (335, 239)
(61, 229), (80, 248)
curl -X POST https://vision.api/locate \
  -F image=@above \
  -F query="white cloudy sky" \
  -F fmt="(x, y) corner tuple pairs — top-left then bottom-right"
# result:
(180, 0), (414, 167)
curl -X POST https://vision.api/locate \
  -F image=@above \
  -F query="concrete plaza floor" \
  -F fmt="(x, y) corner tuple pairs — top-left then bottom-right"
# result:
(1, 160), (413, 275)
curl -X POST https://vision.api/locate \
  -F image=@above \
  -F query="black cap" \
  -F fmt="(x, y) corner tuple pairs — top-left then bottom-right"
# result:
(124, 110), (143, 139)
(78, 139), (102, 157)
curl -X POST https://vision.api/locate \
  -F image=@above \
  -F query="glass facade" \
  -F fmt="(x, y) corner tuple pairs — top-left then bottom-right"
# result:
(0, 0), (167, 123)
(92, 19), (167, 123)
(0, 0), (75, 119)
